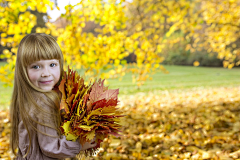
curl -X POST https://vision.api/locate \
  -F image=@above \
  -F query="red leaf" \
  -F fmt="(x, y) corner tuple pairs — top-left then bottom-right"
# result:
(58, 67), (124, 152)
(67, 94), (75, 106)
(92, 98), (118, 110)
(89, 79), (119, 104)
(59, 79), (70, 114)
(71, 99), (79, 113)
(109, 131), (122, 137)
(79, 135), (87, 146)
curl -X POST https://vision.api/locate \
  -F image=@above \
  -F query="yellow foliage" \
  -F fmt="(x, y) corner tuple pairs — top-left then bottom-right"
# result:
(193, 61), (200, 67)
(184, 0), (240, 69)
(1, 0), (239, 86)
(0, 0), (54, 86)
(3, 87), (240, 159)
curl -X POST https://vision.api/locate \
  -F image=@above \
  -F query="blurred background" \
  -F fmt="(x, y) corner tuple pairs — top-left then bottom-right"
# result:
(1, 0), (240, 159)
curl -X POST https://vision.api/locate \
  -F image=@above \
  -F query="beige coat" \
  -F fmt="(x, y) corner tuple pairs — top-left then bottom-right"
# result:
(17, 95), (81, 160)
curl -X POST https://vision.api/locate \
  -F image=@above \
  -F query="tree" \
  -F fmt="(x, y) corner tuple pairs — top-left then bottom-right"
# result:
(37, 0), (174, 87)
(182, 0), (240, 69)
(0, 0), (54, 86)
(1, 0), (239, 87)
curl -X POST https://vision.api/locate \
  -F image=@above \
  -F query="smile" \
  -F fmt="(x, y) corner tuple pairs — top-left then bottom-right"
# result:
(39, 80), (53, 84)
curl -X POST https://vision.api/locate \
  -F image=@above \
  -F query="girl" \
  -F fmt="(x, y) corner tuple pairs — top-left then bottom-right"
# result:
(10, 33), (96, 159)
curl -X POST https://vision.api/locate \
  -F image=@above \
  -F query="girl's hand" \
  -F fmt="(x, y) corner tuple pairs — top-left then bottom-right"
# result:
(80, 137), (97, 151)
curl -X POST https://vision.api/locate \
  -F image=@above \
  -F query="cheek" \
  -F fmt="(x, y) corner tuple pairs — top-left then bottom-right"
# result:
(28, 73), (38, 83)
(27, 70), (36, 83)
(54, 67), (61, 81)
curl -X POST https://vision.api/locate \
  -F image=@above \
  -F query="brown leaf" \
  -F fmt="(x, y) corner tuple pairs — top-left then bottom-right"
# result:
(89, 79), (119, 104)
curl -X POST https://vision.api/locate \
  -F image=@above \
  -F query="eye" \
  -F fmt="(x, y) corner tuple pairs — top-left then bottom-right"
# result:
(32, 65), (40, 69)
(50, 63), (57, 67)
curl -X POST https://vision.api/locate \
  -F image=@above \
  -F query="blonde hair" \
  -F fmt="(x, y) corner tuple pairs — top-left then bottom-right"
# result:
(10, 33), (64, 157)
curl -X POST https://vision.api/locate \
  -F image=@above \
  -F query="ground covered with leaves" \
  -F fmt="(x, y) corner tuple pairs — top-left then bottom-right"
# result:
(1, 87), (240, 159)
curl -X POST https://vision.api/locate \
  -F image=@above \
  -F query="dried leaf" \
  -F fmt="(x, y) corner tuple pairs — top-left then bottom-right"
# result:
(66, 133), (78, 142)
(86, 129), (96, 141)
(57, 68), (123, 156)
(89, 79), (119, 105)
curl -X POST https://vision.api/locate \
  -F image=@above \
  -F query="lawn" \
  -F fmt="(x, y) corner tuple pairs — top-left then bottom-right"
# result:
(0, 62), (12, 109)
(1, 62), (240, 109)
(108, 65), (240, 95)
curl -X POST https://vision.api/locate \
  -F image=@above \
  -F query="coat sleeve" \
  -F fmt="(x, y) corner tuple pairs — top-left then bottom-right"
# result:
(37, 123), (82, 159)
(36, 94), (82, 159)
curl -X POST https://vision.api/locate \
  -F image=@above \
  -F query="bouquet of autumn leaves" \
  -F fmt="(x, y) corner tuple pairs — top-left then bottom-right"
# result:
(58, 68), (123, 155)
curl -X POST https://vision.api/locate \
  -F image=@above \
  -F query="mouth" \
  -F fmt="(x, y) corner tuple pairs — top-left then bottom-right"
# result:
(39, 80), (53, 84)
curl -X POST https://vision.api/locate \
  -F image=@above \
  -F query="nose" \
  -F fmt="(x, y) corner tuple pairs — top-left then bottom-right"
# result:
(41, 67), (51, 77)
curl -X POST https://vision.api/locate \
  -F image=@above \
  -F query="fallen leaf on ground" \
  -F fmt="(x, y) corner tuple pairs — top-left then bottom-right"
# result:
(2, 86), (240, 159)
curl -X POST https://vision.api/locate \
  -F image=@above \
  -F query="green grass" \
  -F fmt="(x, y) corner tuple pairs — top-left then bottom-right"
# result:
(1, 62), (240, 109)
(0, 62), (12, 110)
(0, 82), (12, 109)
(107, 65), (240, 95)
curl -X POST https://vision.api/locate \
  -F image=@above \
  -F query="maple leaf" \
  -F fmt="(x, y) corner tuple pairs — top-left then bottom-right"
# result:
(71, 99), (79, 113)
(109, 131), (122, 137)
(66, 133), (78, 141)
(89, 79), (119, 105)
(79, 134), (87, 146)
(61, 121), (71, 135)
(58, 67), (123, 156)
(101, 106), (118, 116)
(59, 79), (70, 115)
(87, 108), (102, 120)
(67, 94), (75, 106)
(78, 124), (96, 131)
(76, 93), (89, 117)
(92, 99), (118, 110)
(96, 132), (106, 141)
(86, 129), (96, 141)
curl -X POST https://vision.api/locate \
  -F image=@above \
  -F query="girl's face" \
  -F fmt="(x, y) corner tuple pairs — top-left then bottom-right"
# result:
(27, 59), (61, 91)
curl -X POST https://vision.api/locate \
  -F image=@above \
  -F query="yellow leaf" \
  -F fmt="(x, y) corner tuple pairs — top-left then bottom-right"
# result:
(79, 124), (96, 131)
(81, 23), (85, 28)
(2, 131), (6, 137)
(228, 63), (234, 69)
(62, 121), (71, 133)
(1, 33), (7, 37)
(86, 129), (95, 141)
(193, 61), (200, 67)
(66, 133), (78, 141)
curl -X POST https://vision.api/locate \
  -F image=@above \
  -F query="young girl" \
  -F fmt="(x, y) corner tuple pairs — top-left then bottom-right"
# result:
(10, 33), (96, 159)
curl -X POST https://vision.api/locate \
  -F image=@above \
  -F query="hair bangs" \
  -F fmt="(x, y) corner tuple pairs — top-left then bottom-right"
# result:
(21, 34), (62, 67)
